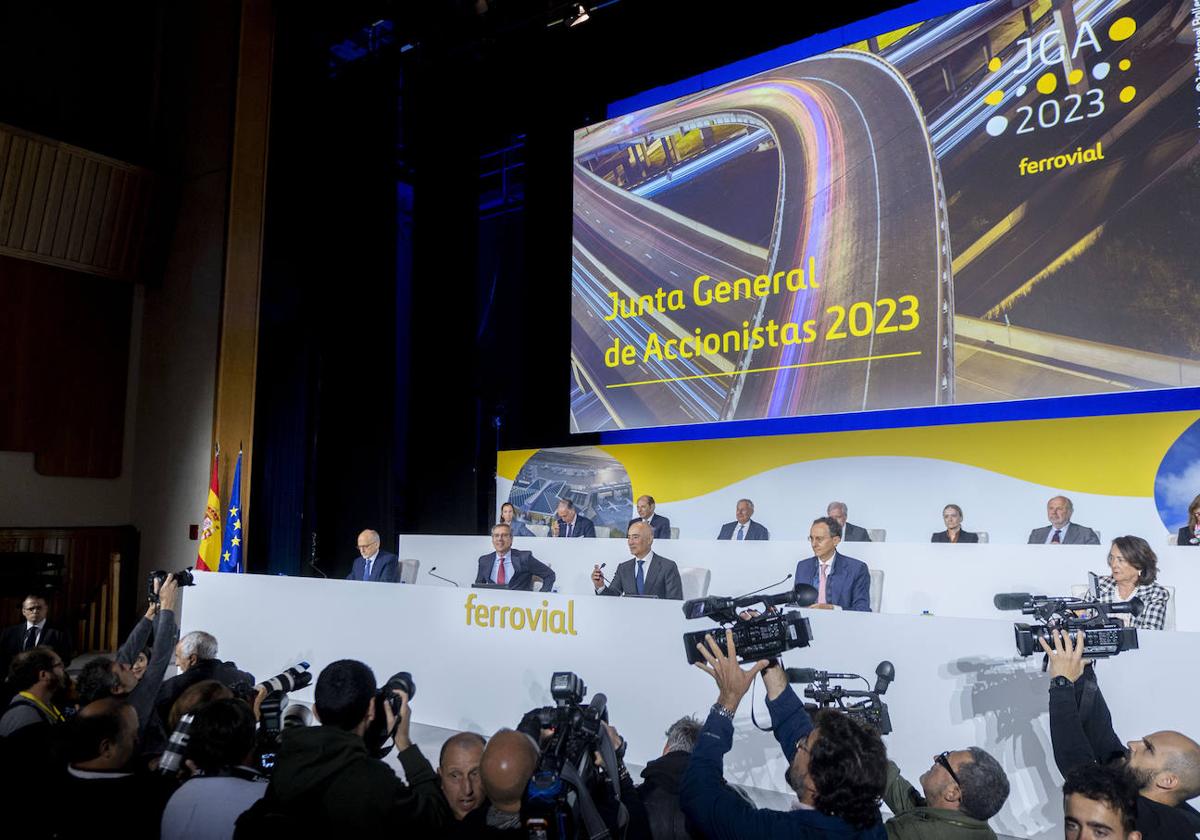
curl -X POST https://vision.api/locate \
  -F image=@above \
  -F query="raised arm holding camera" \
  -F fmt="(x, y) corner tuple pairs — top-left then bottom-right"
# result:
(1040, 630), (1200, 839)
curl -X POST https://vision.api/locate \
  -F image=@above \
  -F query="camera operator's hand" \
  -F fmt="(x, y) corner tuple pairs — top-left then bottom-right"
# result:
(594, 722), (623, 767)
(1038, 628), (1086, 683)
(252, 685), (269, 721)
(158, 575), (180, 612)
(694, 630), (770, 714)
(384, 689), (412, 751)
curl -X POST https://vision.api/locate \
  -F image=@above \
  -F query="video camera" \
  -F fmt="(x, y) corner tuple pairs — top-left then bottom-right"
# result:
(519, 672), (626, 840)
(994, 581), (1140, 663)
(681, 583), (818, 665)
(364, 671), (416, 758)
(787, 662), (895, 734)
(253, 661), (314, 773)
(147, 568), (196, 602)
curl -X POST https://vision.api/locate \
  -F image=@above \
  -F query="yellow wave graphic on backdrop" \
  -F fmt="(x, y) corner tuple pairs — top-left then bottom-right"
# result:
(497, 411), (1198, 503)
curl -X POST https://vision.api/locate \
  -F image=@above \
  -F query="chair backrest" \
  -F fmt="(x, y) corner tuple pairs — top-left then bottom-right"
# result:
(1167, 534), (1177, 546)
(1093, 529), (1101, 542)
(594, 525), (612, 539)
(868, 569), (884, 613)
(527, 523), (549, 538)
(533, 560), (553, 592)
(399, 558), (420, 584)
(669, 526), (680, 540)
(867, 528), (886, 543)
(680, 566), (711, 601)
(976, 531), (989, 543)
(1070, 583), (1176, 631)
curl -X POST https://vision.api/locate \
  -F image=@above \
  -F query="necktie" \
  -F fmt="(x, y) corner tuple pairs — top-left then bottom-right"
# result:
(818, 565), (828, 605)
(365, 558), (374, 580)
(1051, 530), (1062, 544)
(566, 522), (573, 538)
(23, 626), (38, 651)
(497, 555), (507, 585)
(736, 524), (745, 541)
(636, 559), (645, 595)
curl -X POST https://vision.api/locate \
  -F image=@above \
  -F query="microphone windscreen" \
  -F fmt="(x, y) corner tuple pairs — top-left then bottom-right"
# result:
(1129, 596), (1143, 617)
(993, 593), (1031, 610)
(786, 667), (818, 683)
(875, 660), (895, 681)
(792, 583), (819, 607)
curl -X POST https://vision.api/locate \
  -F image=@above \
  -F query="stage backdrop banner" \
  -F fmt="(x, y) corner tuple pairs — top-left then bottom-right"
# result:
(497, 410), (1200, 544)
(181, 572), (1200, 840)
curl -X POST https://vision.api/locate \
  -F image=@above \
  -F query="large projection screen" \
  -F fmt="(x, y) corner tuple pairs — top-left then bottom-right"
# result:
(570, 0), (1200, 433)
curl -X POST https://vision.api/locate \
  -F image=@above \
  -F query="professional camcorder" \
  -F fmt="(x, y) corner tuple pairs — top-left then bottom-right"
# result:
(681, 583), (818, 665)
(994, 586), (1141, 663)
(519, 672), (627, 840)
(364, 671), (417, 758)
(788, 661), (895, 734)
(147, 568), (196, 602)
(253, 661), (314, 773)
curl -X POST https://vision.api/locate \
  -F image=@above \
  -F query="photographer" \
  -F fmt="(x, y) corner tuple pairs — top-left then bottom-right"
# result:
(882, 746), (1009, 839)
(235, 659), (447, 834)
(681, 631), (888, 838)
(155, 630), (255, 723)
(1041, 630), (1200, 838)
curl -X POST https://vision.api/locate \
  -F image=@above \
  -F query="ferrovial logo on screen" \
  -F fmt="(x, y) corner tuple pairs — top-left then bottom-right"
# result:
(464, 593), (578, 636)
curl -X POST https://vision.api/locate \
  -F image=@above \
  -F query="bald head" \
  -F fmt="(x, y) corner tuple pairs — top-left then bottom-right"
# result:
(627, 520), (654, 558)
(1129, 730), (1200, 806)
(481, 729), (539, 811)
(71, 699), (138, 770)
(356, 530), (381, 559)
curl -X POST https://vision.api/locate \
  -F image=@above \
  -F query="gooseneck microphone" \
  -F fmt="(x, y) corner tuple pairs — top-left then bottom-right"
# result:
(309, 532), (327, 578)
(428, 566), (460, 587)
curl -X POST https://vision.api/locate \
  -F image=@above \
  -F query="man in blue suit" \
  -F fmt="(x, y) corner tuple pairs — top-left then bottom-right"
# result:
(628, 494), (672, 539)
(552, 499), (596, 538)
(475, 524), (556, 592)
(794, 517), (871, 612)
(346, 529), (401, 583)
(717, 499), (769, 541)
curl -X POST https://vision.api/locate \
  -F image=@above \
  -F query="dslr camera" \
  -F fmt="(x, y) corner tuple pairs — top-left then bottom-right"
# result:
(253, 661), (314, 773)
(681, 583), (818, 664)
(147, 568), (196, 602)
(364, 671), (416, 758)
(995, 580), (1140, 663)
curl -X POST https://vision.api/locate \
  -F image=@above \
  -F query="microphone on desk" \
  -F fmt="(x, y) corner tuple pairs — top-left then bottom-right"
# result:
(309, 532), (327, 578)
(428, 566), (460, 587)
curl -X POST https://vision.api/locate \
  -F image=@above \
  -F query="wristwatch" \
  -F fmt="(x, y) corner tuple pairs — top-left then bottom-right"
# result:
(710, 702), (736, 720)
(1050, 675), (1073, 689)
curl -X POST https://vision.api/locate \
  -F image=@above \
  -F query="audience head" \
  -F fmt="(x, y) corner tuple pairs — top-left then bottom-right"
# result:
(76, 656), (138, 705)
(169, 679), (234, 730)
(1063, 763), (1141, 840)
(627, 520), (654, 557)
(788, 709), (886, 830)
(313, 659), (376, 734)
(131, 647), (152, 682)
(1125, 729), (1200, 806)
(1047, 496), (1073, 528)
(1107, 536), (1158, 587)
(662, 715), (702, 755)
(943, 504), (964, 530)
(491, 522), (513, 554)
(356, 529), (381, 560)
(480, 729), (539, 813)
(1188, 494), (1200, 529)
(826, 502), (848, 528)
(735, 499), (754, 524)
(499, 502), (517, 524)
(918, 747), (1010, 820)
(555, 498), (577, 523)
(7, 646), (66, 696)
(439, 732), (487, 819)
(636, 495), (656, 520)
(185, 697), (257, 774)
(69, 698), (139, 770)
(20, 594), (49, 625)
(175, 630), (219, 673)
(809, 517), (842, 558)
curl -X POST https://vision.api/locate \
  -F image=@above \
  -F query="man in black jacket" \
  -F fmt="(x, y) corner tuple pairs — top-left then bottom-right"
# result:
(154, 629), (255, 722)
(1041, 630), (1200, 839)
(638, 715), (711, 840)
(0, 594), (73, 676)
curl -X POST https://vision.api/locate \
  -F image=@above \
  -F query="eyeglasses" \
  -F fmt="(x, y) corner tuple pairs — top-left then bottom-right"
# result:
(935, 751), (960, 785)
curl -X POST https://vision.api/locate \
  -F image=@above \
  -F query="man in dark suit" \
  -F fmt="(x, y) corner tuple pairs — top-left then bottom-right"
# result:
(474, 523), (556, 592)
(794, 517), (872, 612)
(628, 494), (672, 540)
(552, 499), (596, 538)
(717, 499), (769, 541)
(346, 529), (401, 582)
(591, 521), (683, 600)
(0, 594), (74, 676)
(1028, 496), (1101, 545)
(827, 501), (871, 542)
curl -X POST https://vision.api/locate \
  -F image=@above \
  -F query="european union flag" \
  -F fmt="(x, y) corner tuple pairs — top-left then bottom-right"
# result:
(219, 451), (244, 573)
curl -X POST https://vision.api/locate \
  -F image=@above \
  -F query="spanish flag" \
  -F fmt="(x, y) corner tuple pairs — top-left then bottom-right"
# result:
(195, 450), (221, 572)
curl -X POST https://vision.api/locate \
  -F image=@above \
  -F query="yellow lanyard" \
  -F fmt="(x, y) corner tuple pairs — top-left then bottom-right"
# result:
(17, 691), (65, 724)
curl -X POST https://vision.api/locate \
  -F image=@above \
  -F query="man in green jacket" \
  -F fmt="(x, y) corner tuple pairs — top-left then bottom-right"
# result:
(884, 747), (1010, 840)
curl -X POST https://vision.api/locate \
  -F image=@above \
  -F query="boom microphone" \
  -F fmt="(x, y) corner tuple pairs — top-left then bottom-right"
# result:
(993, 593), (1032, 611)
(428, 566), (460, 587)
(873, 661), (895, 695)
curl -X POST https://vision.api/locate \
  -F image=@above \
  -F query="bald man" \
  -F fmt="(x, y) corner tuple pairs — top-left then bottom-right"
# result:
(460, 729), (540, 832)
(592, 521), (683, 600)
(439, 732), (486, 820)
(1028, 496), (1100, 545)
(347, 529), (400, 582)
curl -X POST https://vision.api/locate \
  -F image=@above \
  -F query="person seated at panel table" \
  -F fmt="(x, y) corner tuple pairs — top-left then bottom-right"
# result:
(794, 517), (872, 612)
(346, 529), (401, 582)
(827, 501), (872, 542)
(1092, 536), (1170, 630)
(1028, 496), (1100, 545)
(591, 521), (683, 600)
(628, 494), (672, 540)
(1176, 493), (1200, 546)
(551, 498), (595, 538)
(718, 498), (770, 541)
(475, 523), (556, 592)
(931, 504), (979, 543)
(497, 502), (534, 537)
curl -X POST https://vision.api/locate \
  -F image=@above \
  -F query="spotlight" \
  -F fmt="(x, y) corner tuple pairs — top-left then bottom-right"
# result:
(567, 3), (590, 27)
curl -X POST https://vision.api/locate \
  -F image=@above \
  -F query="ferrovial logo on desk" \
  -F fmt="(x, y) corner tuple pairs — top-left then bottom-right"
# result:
(464, 593), (578, 636)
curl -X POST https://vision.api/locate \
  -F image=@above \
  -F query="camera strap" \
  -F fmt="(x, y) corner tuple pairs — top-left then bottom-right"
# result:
(559, 763), (612, 840)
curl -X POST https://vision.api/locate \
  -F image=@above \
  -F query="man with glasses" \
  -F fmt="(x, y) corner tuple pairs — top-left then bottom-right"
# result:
(347, 529), (400, 583)
(883, 746), (1010, 839)
(0, 594), (73, 677)
(793, 517), (872, 611)
(0, 647), (68, 736)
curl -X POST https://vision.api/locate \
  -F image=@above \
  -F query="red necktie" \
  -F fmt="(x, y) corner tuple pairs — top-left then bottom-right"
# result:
(497, 555), (507, 585)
